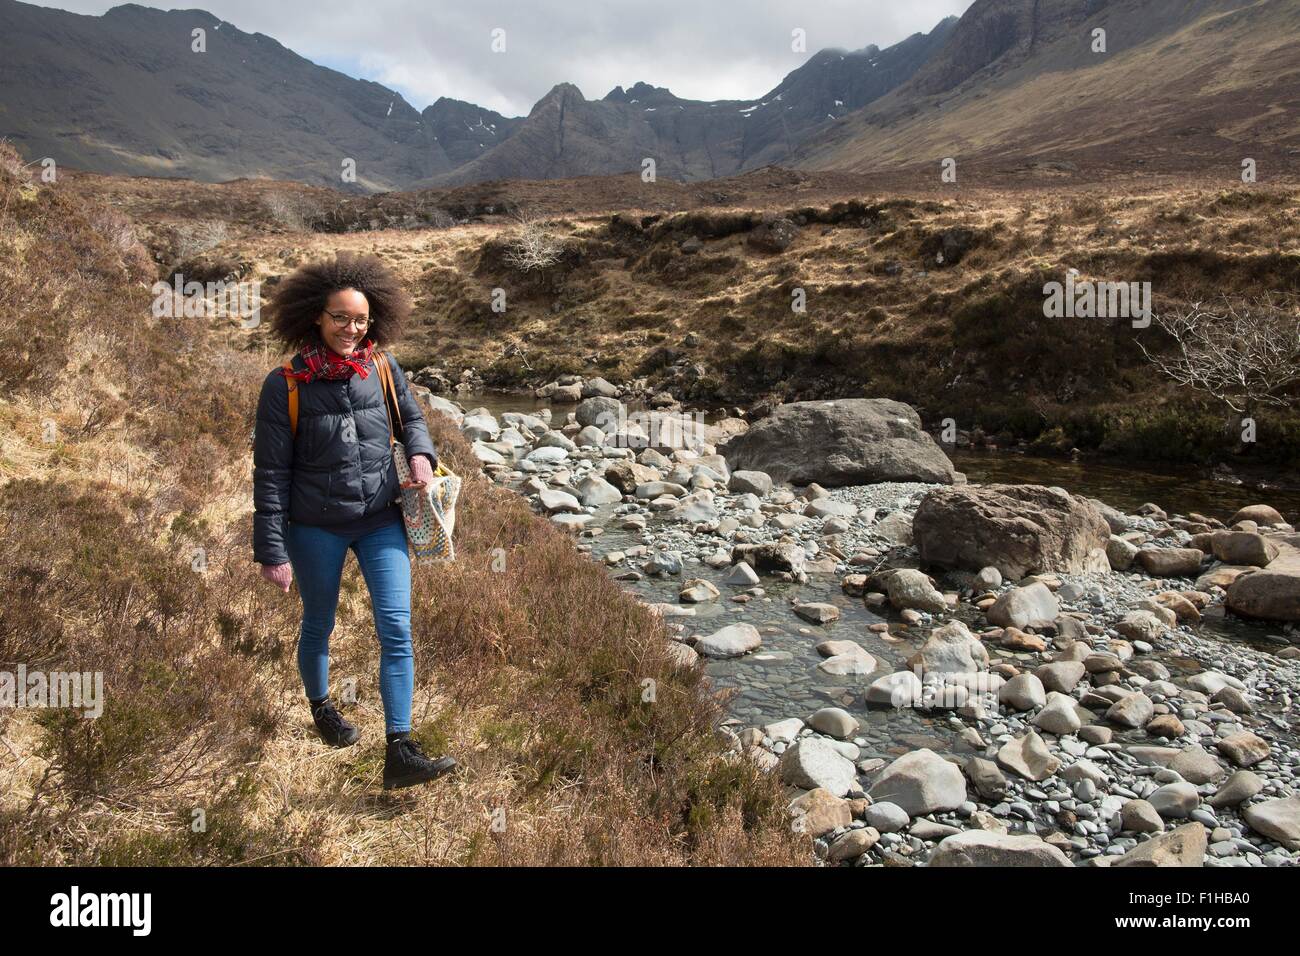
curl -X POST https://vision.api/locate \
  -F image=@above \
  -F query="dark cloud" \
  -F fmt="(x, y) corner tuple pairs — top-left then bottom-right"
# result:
(44, 1), (974, 115)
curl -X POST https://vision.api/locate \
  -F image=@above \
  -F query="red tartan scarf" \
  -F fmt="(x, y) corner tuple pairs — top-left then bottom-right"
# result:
(281, 337), (376, 384)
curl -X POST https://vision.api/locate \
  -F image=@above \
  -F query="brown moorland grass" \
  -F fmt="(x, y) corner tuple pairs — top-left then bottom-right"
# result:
(67, 165), (1300, 467)
(0, 142), (808, 867)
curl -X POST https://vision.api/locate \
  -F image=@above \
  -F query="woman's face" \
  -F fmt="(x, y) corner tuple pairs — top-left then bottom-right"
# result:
(317, 288), (370, 356)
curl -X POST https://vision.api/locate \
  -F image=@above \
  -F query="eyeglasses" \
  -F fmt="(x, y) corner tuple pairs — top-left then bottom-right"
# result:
(323, 310), (370, 330)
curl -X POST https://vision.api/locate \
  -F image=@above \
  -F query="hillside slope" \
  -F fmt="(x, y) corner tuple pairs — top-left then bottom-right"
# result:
(0, 0), (956, 189)
(0, 0), (450, 190)
(792, 0), (1300, 176)
(77, 157), (1300, 470)
(0, 143), (806, 866)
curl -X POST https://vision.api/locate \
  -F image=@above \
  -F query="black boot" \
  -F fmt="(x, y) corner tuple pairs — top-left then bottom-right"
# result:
(311, 698), (360, 747)
(382, 735), (457, 790)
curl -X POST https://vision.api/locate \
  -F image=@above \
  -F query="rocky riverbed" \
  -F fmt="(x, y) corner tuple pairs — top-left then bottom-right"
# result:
(421, 383), (1300, 868)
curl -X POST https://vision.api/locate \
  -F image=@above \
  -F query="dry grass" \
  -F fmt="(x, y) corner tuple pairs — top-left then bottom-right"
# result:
(0, 142), (808, 867)
(57, 162), (1300, 467)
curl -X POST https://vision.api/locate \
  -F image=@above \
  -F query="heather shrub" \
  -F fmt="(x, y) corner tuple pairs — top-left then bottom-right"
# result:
(0, 160), (808, 867)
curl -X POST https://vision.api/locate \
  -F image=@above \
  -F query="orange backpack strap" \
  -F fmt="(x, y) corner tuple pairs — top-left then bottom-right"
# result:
(376, 352), (404, 442)
(282, 359), (299, 437)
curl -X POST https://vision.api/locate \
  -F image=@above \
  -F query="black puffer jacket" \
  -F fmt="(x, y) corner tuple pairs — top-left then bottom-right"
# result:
(252, 352), (437, 565)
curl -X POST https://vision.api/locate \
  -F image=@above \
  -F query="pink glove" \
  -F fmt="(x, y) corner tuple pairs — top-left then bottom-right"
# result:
(406, 454), (435, 489)
(260, 562), (292, 592)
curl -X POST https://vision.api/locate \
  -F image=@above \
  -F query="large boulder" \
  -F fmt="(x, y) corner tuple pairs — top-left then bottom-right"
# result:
(580, 376), (621, 398)
(867, 749), (967, 815)
(779, 738), (858, 797)
(719, 399), (955, 487)
(913, 484), (1110, 579)
(1226, 551), (1300, 621)
(864, 670), (924, 708)
(729, 470), (773, 496)
(668, 490), (718, 523)
(577, 475), (622, 507)
(929, 831), (1072, 867)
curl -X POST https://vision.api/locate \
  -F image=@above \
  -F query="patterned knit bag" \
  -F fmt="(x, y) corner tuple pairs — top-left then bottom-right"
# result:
(375, 354), (461, 564)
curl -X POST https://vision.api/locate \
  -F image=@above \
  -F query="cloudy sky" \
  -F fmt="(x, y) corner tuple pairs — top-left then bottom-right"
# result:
(40, 0), (974, 115)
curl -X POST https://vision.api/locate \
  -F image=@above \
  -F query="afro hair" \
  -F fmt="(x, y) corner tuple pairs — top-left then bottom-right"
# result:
(266, 252), (410, 348)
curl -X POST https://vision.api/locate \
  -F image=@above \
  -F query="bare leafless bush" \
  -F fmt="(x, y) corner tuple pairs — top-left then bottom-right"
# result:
(424, 207), (455, 229)
(504, 210), (567, 273)
(262, 191), (323, 232)
(173, 218), (228, 259)
(1139, 294), (1300, 414)
(88, 207), (154, 281)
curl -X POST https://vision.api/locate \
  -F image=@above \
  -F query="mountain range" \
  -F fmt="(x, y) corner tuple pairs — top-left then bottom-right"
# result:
(1, 0), (1296, 191)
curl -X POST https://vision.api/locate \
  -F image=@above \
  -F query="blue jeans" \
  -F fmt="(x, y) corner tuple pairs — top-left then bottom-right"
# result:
(286, 519), (413, 733)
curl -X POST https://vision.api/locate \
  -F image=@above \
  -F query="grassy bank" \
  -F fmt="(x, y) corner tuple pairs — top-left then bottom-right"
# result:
(0, 144), (806, 866)
(70, 167), (1300, 470)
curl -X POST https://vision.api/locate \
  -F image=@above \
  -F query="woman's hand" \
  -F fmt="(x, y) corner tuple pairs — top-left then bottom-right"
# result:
(404, 454), (434, 490)
(260, 562), (293, 592)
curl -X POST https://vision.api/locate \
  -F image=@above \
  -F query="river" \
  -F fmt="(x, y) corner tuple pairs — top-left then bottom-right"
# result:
(452, 390), (1300, 521)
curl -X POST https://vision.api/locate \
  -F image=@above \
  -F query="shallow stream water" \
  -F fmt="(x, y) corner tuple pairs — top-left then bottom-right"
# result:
(453, 390), (1298, 749)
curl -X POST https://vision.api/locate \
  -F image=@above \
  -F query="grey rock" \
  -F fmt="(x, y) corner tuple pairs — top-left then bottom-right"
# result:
(906, 620), (989, 676)
(884, 568), (949, 614)
(1033, 691), (1085, 735)
(869, 749), (967, 815)
(914, 484), (1110, 578)
(1106, 693), (1155, 729)
(720, 398), (956, 487)
(808, 707), (859, 739)
(929, 831), (1072, 867)
(1242, 795), (1300, 850)
(1216, 731), (1270, 768)
(1035, 660), (1087, 694)
(722, 561), (760, 587)
(793, 602), (841, 625)
(1169, 746), (1227, 784)
(1149, 782), (1200, 819)
(1120, 799), (1164, 833)
(999, 673), (1047, 711)
(780, 738), (858, 797)
(1209, 770), (1264, 807)
(965, 757), (1008, 801)
(693, 623), (762, 658)
(728, 470), (773, 496)
(863, 802), (911, 833)
(864, 670), (923, 708)
(987, 582), (1060, 629)
(997, 731), (1062, 782)
(1113, 823), (1207, 866)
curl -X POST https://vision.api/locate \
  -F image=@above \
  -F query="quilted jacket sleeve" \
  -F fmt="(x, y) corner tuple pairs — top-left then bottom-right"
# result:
(253, 368), (294, 565)
(387, 353), (437, 465)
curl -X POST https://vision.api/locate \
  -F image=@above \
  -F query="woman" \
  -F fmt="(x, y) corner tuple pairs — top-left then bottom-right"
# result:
(252, 252), (456, 790)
